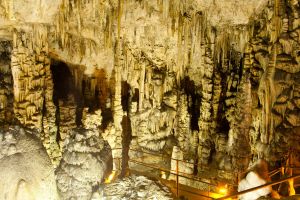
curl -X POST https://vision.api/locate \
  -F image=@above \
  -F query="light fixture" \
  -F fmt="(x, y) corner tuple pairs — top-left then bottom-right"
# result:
(218, 186), (228, 195)
(105, 171), (116, 184)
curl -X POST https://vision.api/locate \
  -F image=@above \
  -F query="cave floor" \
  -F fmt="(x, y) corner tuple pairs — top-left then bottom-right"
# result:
(127, 169), (228, 200)
(104, 169), (300, 200)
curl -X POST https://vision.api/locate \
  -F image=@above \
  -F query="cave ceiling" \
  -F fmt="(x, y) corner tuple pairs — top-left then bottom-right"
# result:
(0, 0), (269, 74)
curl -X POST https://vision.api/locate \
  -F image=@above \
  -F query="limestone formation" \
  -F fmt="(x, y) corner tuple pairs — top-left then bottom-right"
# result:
(57, 94), (77, 148)
(56, 128), (112, 200)
(101, 175), (173, 200)
(169, 146), (194, 187)
(0, 0), (300, 198)
(10, 27), (61, 166)
(0, 41), (13, 125)
(238, 160), (272, 200)
(0, 126), (59, 200)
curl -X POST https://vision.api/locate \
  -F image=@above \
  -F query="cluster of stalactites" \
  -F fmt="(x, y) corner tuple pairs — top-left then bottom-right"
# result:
(54, 0), (118, 59)
(10, 26), (61, 166)
(11, 26), (49, 130)
(0, 0), (15, 20)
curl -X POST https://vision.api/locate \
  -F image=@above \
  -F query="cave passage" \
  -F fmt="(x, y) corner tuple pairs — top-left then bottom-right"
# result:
(50, 59), (84, 143)
(2, 0), (300, 199)
(181, 76), (201, 131)
(51, 60), (75, 102)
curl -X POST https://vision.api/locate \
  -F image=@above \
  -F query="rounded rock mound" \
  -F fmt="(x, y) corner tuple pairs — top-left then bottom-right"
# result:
(0, 126), (59, 200)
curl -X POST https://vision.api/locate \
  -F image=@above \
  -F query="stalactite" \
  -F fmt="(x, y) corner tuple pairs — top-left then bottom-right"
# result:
(176, 13), (183, 84)
(139, 62), (146, 111)
(271, 0), (282, 43)
(8, 0), (14, 20)
(76, 0), (81, 34)
(258, 45), (277, 144)
(10, 26), (61, 165)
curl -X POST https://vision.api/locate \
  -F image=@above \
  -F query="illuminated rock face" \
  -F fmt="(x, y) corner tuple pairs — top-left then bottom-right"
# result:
(101, 175), (173, 200)
(9, 28), (61, 167)
(0, 0), (300, 196)
(0, 0), (61, 24)
(238, 160), (272, 200)
(56, 128), (112, 200)
(0, 126), (59, 200)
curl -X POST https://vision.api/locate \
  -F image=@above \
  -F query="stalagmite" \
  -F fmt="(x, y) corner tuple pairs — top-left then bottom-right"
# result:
(0, 126), (59, 200)
(1, 0), (300, 198)
(56, 128), (112, 200)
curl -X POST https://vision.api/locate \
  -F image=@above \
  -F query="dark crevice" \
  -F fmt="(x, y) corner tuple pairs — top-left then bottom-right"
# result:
(216, 68), (231, 135)
(50, 60), (83, 138)
(51, 61), (74, 102)
(132, 88), (139, 110)
(181, 76), (201, 131)
(121, 81), (131, 112)
(101, 107), (113, 130)
(0, 41), (13, 126)
(120, 115), (132, 177)
(208, 144), (216, 165)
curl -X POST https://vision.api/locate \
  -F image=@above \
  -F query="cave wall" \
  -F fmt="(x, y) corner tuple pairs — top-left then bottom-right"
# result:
(0, 40), (13, 125)
(10, 26), (61, 166)
(248, 0), (300, 162)
(0, 0), (299, 185)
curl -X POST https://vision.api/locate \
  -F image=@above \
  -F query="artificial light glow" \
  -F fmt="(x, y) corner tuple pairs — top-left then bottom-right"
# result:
(105, 171), (116, 183)
(219, 187), (228, 195)
(160, 171), (166, 179)
(209, 193), (231, 199)
(209, 185), (230, 199)
(218, 184), (228, 195)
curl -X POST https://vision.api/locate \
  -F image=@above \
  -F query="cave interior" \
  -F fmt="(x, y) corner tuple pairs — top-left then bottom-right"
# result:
(0, 0), (300, 199)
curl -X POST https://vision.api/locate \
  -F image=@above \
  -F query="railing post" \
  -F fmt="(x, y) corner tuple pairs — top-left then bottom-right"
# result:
(176, 159), (179, 197)
(288, 166), (296, 196)
(281, 166), (285, 178)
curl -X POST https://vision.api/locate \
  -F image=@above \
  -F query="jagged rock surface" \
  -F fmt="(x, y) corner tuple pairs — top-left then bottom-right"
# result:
(101, 175), (173, 200)
(56, 127), (112, 200)
(0, 41), (13, 125)
(0, 0), (300, 191)
(10, 27), (61, 166)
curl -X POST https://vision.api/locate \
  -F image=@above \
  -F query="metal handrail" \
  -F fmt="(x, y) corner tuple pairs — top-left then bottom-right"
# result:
(113, 156), (214, 199)
(112, 147), (233, 199)
(112, 148), (300, 199)
(269, 168), (281, 177)
(129, 158), (217, 186)
(114, 148), (240, 183)
(216, 174), (300, 200)
(128, 148), (287, 187)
